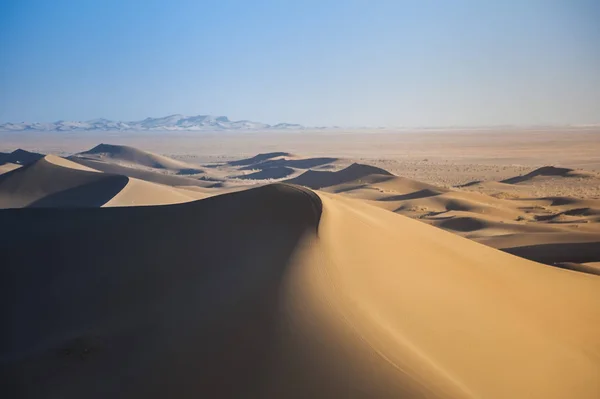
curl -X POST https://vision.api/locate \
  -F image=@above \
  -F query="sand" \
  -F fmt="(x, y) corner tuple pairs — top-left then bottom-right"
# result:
(1, 137), (599, 397)
(0, 154), (209, 208)
(1, 183), (599, 398)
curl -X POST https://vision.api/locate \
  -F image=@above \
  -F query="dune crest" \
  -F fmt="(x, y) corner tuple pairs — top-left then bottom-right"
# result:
(0, 154), (208, 209)
(1, 183), (599, 398)
(74, 143), (203, 173)
(286, 163), (393, 189)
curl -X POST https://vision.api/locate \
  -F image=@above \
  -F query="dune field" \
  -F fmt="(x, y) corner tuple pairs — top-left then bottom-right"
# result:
(1, 132), (599, 398)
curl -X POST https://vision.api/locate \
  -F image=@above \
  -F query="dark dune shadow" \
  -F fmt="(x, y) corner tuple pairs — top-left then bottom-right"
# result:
(0, 158), (128, 208)
(502, 242), (600, 267)
(543, 196), (582, 206)
(175, 168), (204, 175)
(228, 152), (291, 167)
(378, 189), (441, 202)
(438, 217), (487, 232)
(234, 167), (295, 180)
(501, 166), (575, 184)
(0, 149), (44, 166)
(551, 262), (600, 276)
(69, 158), (219, 188)
(456, 180), (482, 188)
(27, 175), (129, 208)
(563, 208), (598, 216)
(239, 157), (338, 171)
(0, 183), (322, 399)
(286, 163), (394, 189)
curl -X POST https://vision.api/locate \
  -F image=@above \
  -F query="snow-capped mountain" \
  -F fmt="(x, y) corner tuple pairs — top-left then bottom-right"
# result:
(0, 115), (304, 131)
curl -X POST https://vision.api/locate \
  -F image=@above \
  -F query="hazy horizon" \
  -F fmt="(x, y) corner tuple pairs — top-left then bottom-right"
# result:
(1, 0), (599, 127)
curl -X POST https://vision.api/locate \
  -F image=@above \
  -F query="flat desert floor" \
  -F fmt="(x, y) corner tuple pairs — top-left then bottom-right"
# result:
(1, 126), (599, 398)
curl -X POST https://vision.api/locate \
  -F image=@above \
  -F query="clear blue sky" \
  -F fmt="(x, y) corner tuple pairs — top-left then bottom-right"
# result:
(1, 0), (599, 126)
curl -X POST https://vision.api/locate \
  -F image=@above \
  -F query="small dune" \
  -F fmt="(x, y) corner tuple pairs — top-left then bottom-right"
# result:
(239, 156), (339, 170)
(286, 163), (393, 189)
(228, 151), (293, 166)
(501, 166), (596, 184)
(74, 143), (204, 173)
(233, 166), (295, 180)
(0, 156), (128, 208)
(69, 157), (219, 188)
(0, 155), (208, 209)
(0, 148), (44, 165)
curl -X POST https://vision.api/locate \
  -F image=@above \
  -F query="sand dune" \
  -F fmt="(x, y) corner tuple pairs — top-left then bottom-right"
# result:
(74, 143), (203, 173)
(280, 160), (600, 267)
(234, 166), (295, 180)
(0, 155), (129, 208)
(227, 151), (293, 166)
(239, 157), (339, 171)
(69, 157), (220, 189)
(459, 166), (600, 199)
(1, 183), (598, 398)
(0, 162), (21, 175)
(501, 166), (597, 184)
(0, 148), (44, 165)
(0, 155), (207, 208)
(286, 163), (393, 189)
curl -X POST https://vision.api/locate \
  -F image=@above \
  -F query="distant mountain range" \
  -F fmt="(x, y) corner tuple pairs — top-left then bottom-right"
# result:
(0, 114), (305, 132)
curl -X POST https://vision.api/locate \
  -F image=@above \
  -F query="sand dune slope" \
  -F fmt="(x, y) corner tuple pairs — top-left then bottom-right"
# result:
(0, 155), (128, 208)
(286, 163), (393, 189)
(0, 155), (207, 208)
(74, 143), (203, 173)
(1, 183), (598, 398)
(285, 163), (600, 267)
(69, 157), (220, 189)
(0, 163), (21, 175)
(0, 148), (44, 166)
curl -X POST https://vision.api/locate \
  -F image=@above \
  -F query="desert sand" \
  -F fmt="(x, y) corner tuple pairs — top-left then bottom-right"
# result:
(1, 131), (600, 398)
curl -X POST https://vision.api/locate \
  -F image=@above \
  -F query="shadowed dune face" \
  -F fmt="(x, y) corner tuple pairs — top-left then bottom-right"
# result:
(69, 158), (219, 188)
(500, 166), (596, 184)
(0, 157), (129, 208)
(234, 166), (295, 180)
(286, 163), (393, 189)
(239, 157), (339, 171)
(0, 149), (44, 166)
(227, 152), (292, 166)
(0, 155), (210, 209)
(0, 184), (322, 398)
(503, 242), (600, 266)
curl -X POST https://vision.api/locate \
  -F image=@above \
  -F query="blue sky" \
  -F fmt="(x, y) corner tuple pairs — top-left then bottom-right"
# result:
(1, 0), (599, 126)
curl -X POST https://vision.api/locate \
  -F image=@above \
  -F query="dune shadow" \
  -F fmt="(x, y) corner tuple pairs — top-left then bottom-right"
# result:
(27, 175), (129, 208)
(501, 166), (574, 184)
(438, 217), (487, 232)
(0, 184), (323, 398)
(502, 242), (600, 267)
(176, 168), (204, 175)
(228, 152), (291, 167)
(69, 158), (218, 188)
(378, 189), (441, 202)
(234, 167), (295, 180)
(239, 157), (338, 171)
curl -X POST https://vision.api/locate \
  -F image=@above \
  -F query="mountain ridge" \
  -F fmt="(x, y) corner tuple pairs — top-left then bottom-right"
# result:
(0, 114), (305, 132)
